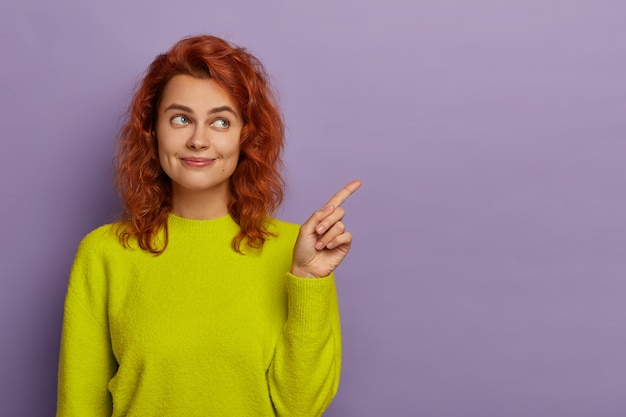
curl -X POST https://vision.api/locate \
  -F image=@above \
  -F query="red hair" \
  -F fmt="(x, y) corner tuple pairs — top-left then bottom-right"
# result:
(115, 35), (284, 254)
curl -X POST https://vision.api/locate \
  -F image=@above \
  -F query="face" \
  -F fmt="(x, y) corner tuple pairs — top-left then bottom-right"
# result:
(155, 74), (243, 200)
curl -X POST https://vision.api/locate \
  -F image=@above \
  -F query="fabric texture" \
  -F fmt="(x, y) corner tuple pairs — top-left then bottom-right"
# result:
(57, 214), (341, 417)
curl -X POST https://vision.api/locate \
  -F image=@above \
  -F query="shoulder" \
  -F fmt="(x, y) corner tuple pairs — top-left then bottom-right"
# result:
(67, 224), (120, 291)
(256, 218), (300, 254)
(74, 222), (125, 258)
(267, 217), (300, 240)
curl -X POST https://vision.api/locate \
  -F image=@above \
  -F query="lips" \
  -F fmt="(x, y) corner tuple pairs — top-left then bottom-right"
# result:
(180, 157), (217, 168)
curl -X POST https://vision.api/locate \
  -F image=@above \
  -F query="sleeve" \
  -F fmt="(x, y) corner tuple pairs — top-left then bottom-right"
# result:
(267, 272), (342, 417)
(56, 233), (117, 417)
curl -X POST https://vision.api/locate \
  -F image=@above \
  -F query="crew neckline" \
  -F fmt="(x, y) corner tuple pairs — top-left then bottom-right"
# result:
(167, 213), (240, 235)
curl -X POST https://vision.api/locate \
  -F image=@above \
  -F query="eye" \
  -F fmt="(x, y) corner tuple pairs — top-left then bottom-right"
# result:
(212, 118), (230, 129)
(171, 115), (189, 125)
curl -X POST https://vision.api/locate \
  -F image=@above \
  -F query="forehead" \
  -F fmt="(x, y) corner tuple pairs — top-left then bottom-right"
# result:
(159, 74), (239, 112)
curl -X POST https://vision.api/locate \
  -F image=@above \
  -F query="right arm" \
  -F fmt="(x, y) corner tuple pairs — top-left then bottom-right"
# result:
(57, 232), (117, 416)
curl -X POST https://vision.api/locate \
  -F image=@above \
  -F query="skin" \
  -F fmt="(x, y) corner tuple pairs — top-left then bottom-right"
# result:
(155, 74), (243, 220)
(156, 74), (361, 278)
(291, 179), (362, 278)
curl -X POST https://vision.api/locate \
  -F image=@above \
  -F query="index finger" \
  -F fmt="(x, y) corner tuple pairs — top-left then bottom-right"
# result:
(324, 179), (362, 208)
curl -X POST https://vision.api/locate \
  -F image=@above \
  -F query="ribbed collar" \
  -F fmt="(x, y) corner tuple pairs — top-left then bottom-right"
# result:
(167, 213), (240, 235)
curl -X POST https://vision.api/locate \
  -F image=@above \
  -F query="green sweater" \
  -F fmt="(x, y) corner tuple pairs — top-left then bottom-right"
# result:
(57, 214), (341, 416)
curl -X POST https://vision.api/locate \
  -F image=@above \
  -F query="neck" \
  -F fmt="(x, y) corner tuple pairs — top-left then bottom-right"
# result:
(171, 184), (231, 220)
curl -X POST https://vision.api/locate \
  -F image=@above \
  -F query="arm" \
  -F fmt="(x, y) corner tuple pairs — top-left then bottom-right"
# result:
(57, 231), (117, 417)
(268, 180), (360, 415)
(268, 273), (342, 416)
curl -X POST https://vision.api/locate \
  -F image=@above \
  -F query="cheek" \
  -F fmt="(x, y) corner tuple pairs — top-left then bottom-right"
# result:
(155, 138), (175, 172)
(222, 138), (241, 159)
(232, 144), (241, 159)
(231, 148), (241, 170)
(155, 140), (165, 161)
(226, 147), (241, 174)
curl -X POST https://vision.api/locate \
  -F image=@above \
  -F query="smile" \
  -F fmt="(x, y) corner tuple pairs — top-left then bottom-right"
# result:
(180, 157), (217, 168)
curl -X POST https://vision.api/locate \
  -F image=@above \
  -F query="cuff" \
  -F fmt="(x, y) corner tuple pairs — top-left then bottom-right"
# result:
(286, 272), (334, 332)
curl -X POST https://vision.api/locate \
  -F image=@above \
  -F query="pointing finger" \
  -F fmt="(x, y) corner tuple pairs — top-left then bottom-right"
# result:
(323, 180), (362, 209)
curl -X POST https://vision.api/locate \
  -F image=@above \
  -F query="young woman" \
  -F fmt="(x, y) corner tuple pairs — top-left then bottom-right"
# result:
(57, 35), (360, 416)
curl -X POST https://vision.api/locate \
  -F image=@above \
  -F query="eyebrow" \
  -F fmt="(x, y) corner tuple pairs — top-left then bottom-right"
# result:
(163, 103), (239, 119)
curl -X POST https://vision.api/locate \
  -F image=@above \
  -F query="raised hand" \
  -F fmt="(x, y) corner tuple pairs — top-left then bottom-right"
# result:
(291, 180), (362, 278)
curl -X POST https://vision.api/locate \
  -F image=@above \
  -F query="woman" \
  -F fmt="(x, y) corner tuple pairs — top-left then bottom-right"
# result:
(57, 35), (360, 416)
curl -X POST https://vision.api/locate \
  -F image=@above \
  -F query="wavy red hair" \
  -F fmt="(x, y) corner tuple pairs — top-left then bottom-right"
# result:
(115, 35), (284, 254)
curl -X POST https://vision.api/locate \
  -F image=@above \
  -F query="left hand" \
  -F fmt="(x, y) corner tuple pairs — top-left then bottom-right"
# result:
(291, 180), (362, 278)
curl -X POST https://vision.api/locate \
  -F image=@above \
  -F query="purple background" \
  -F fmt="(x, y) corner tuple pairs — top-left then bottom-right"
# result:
(1, 0), (625, 415)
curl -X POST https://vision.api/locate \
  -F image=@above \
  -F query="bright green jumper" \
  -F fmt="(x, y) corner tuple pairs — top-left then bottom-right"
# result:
(57, 214), (341, 416)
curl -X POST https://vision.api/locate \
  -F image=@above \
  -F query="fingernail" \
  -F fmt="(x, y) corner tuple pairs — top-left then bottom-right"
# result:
(327, 241), (334, 249)
(315, 241), (324, 250)
(317, 225), (325, 234)
(322, 205), (334, 212)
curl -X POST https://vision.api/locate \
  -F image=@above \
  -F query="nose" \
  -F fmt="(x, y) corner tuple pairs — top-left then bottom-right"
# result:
(187, 126), (210, 150)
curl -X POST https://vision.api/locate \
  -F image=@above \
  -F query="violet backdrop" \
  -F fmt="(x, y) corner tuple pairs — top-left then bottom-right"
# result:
(1, 0), (625, 416)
